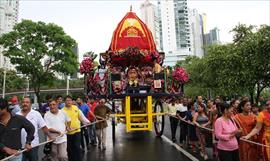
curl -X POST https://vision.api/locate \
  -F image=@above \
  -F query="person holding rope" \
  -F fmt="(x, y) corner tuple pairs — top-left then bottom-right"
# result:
(44, 100), (71, 161)
(234, 100), (258, 161)
(0, 98), (34, 161)
(17, 97), (51, 161)
(87, 97), (98, 146)
(177, 97), (188, 147)
(94, 99), (111, 150)
(193, 103), (210, 160)
(167, 98), (179, 143)
(243, 100), (270, 161)
(214, 103), (241, 161)
(62, 95), (90, 161)
(76, 97), (90, 151)
(186, 102), (198, 153)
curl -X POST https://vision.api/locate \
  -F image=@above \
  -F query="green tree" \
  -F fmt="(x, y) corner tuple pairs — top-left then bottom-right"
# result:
(178, 24), (270, 103)
(232, 25), (270, 103)
(0, 69), (26, 93)
(0, 20), (78, 107)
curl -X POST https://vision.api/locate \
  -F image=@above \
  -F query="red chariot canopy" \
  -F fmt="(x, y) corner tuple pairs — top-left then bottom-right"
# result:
(109, 11), (157, 52)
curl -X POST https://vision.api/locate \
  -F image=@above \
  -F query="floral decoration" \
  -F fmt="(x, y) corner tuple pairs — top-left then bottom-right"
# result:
(172, 67), (189, 84)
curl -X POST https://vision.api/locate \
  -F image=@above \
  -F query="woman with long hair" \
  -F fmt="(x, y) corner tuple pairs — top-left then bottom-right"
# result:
(243, 100), (270, 161)
(214, 103), (241, 161)
(193, 103), (210, 160)
(234, 100), (258, 161)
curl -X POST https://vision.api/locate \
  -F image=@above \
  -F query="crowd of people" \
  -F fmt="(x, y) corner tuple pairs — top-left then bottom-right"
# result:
(0, 95), (111, 161)
(166, 95), (270, 161)
(1, 94), (270, 161)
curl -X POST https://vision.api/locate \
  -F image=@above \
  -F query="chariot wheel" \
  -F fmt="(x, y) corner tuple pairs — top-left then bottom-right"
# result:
(154, 100), (165, 137)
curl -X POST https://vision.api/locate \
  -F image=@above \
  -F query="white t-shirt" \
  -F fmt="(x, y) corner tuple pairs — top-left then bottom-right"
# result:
(17, 109), (47, 147)
(178, 104), (188, 112)
(44, 110), (71, 144)
(167, 103), (180, 115)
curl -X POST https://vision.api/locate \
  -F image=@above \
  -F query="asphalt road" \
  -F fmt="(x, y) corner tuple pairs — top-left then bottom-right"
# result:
(37, 117), (209, 161)
(83, 122), (191, 161)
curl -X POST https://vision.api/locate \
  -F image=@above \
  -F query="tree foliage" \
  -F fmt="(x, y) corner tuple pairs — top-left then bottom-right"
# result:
(176, 24), (270, 103)
(0, 69), (26, 93)
(0, 20), (79, 106)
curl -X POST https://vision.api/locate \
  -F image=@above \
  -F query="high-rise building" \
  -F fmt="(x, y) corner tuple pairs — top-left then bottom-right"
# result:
(189, 9), (204, 57)
(0, 0), (19, 69)
(204, 27), (221, 46)
(140, 0), (163, 51)
(174, 0), (191, 51)
(160, 0), (193, 66)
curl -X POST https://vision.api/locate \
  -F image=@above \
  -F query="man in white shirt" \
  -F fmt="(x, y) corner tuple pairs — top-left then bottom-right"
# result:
(177, 97), (188, 146)
(44, 100), (71, 161)
(166, 98), (179, 143)
(17, 97), (50, 161)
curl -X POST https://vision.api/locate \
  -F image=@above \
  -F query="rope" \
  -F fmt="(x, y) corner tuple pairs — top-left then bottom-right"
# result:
(240, 138), (270, 148)
(169, 114), (213, 132)
(168, 114), (270, 148)
(0, 119), (106, 161)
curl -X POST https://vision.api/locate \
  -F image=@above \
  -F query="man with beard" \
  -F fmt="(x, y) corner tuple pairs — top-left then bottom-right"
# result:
(0, 98), (34, 161)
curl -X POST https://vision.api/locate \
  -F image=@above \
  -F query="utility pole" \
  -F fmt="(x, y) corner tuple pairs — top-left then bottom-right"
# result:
(2, 69), (6, 98)
(26, 76), (29, 96)
(66, 75), (70, 95)
(2, 58), (6, 98)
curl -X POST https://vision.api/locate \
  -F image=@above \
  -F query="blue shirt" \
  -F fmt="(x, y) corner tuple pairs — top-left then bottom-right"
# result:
(58, 103), (65, 109)
(78, 103), (90, 117)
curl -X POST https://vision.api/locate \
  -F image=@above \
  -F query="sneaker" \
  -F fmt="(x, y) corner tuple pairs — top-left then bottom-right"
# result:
(91, 142), (97, 146)
(172, 138), (176, 143)
(102, 146), (106, 150)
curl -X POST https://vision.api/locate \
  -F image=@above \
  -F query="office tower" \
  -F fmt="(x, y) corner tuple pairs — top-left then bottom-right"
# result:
(0, 0), (19, 69)
(140, 0), (163, 51)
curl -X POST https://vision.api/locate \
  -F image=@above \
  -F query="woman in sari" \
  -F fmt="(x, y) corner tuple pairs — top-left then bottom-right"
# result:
(244, 100), (270, 161)
(234, 100), (258, 161)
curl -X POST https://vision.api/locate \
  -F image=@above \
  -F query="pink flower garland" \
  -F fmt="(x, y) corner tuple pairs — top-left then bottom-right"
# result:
(172, 67), (189, 84)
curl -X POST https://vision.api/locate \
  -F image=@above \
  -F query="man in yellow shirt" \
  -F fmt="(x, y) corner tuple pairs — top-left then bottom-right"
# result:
(62, 96), (89, 161)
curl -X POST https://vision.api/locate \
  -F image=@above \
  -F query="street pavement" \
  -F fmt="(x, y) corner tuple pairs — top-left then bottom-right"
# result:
(163, 116), (215, 161)
(37, 117), (212, 161)
(84, 122), (191, 161)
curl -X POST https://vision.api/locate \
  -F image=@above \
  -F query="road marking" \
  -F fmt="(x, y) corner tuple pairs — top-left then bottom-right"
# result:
(161, 135), (199, 161)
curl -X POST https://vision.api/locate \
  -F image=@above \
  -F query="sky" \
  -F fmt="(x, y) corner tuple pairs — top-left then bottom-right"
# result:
(19, 0), (270, 61)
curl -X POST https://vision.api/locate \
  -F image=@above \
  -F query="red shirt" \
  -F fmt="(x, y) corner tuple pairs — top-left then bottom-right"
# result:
(87, 102), (98, 122)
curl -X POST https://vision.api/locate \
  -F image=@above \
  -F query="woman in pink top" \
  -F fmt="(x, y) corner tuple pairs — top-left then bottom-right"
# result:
(214, 103), (241, 161)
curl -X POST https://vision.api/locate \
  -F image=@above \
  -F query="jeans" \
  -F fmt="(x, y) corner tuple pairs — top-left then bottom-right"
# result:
(89, 124), (97, 144)
(218, 149), (240, 161)
(80, 127), (90, 149)
(7, 153), (22, 161)
(67, 132), (82, 161)
(22, 147), (39, 161)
